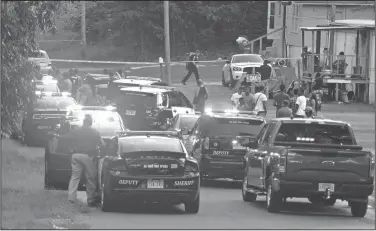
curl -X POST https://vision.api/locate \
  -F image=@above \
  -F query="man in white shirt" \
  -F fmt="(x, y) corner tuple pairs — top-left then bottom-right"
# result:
(253, 86), (268, 117)
(294, 89), (306, 118)
(231, 87), (243, 110)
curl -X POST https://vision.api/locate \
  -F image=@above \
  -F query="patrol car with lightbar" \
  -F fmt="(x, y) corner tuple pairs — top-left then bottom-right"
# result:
(22, 92), (77, 146)
(97, 131), (200, 213)
(115, 85), (195, 130)
(185, 108), (265, 180)
(44, 105), (127, 190)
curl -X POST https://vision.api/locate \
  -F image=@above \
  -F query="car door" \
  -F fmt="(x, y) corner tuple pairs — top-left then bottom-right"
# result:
(45, 136), (84, 191)
(247, 123), (269, 188)
(185, 118), (201, 155)
(258, 122), (277, 188)
(168, 91), (195, 116)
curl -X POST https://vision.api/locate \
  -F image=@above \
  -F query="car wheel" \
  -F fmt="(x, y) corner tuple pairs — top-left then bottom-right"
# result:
(350, 200), (368, 217)
(266, 177), (282, 213)
(242, 172), (257, 202)
(44, 157), (52, 190)
(185, 193), (200, 214)
(222, 72), (228, 87)
(23, 131), (33, 146)
(100, 171), (113, 212)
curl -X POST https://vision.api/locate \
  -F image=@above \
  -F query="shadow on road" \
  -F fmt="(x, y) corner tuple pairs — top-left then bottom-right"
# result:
(201, 179), (242, 189)
(248, 199), (355, 218)
(106, 202), (186, 215)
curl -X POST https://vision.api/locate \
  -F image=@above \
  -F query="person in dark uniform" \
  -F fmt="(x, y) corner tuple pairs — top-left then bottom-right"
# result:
(193, 79), (208, 113)
(60, 114), (105, 206)
(181, 52), (199, 85)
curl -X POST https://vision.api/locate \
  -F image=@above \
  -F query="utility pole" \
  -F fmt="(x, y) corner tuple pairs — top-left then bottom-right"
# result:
(81, 1), (87, 58)
(328, 5), (336, 68)
(164, 1), (171, 85)
(282, 4), (287, 58)
(281, 1), (292, 58)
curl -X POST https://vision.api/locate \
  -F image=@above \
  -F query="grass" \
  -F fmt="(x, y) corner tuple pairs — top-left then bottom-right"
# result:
(1, 139), (90, 229)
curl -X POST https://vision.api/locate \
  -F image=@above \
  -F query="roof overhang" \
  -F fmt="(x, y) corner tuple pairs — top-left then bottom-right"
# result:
(300, 26), (371, 31)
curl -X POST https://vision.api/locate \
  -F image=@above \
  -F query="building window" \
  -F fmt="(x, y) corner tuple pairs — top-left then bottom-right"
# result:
(292, 4), (299, 33)
(278, 2), (281, 16)
(269, 2), (275, 30)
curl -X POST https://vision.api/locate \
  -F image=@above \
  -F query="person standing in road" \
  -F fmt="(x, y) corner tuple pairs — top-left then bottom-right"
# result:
(61, 114), (105, 206)
(193, 79), (208, 113)
(276, 100), (293, 118)
(259, 60), (272, 96)
(76, 78), (93, 105)
(273, 84), (290, 117)
(62, 72), (73, 94)
(241, 86), (255, 111)
(253, 86), (268, 117)
(231, 87), (243, 110)
(294, 89), (306, 118)
(181, 52), (199, 85)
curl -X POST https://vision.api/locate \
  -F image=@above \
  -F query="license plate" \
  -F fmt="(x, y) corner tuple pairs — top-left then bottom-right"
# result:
(125, 110), (136, 116)
(38, 125), (50, 129)
(245, 74), (261, 83)
(213, 151), (230, 156)
(318, 183), (335, 192)
(147, 179), (164, 189)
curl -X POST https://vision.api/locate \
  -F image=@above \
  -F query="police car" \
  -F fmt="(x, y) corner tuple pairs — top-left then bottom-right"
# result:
(44, 105), (127, 190)
(99, 131), (200, 213)
(34, 78), (60, 93)
(116, 85), (195, 130)
(22, 92), (77, 146)
(185, 109), (265, 180)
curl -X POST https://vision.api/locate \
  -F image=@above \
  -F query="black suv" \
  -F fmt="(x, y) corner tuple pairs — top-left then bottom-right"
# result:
(115, 85), (195, 130)
(185, 109), (265, 180)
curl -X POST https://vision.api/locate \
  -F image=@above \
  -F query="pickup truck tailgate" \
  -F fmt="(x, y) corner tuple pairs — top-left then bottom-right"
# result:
(286, 148), (371, 183)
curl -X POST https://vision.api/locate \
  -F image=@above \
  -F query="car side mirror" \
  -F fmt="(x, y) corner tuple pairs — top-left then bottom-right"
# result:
(226, 60), (231, 64)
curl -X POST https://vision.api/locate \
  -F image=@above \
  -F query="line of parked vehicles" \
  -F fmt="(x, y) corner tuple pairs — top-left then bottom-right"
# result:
(23, 71), (374, 217)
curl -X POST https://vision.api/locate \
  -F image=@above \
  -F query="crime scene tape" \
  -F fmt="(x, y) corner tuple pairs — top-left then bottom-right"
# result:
(49, 58), (228, 65)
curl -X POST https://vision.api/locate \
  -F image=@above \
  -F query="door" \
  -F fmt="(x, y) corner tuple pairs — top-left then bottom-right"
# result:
(247, 123), (269, 188)
(258, 122), (277, 188)
(185, 118), (201, 155)
(45, 136), (85, 191)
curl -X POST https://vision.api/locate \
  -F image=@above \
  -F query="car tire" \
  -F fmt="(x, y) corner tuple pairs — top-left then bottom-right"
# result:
(350, 200), (368, 217)
(266, 177), (282, 213)
(222, 72), (228, 87)
(100, 171), (113, 212)
(185, 193), (200, 214)
(242, 172), (257, 202)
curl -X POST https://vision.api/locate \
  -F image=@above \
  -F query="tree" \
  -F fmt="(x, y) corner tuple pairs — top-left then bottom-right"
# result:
(1, 1), (61, 136)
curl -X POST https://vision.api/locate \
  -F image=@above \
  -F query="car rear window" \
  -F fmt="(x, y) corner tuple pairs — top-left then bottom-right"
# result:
(232, 55), (263, 63)
(198, 117), (264, 137)
(69, 110), (121, 122)
(119, 137), (183, 153)
(116, 92), (157, 108)
(274, 123), (355, 145)
(35, 97), (76, 110)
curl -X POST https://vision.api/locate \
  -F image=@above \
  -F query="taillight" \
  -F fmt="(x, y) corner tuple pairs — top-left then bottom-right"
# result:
(203, 137), (210, 149)
(370, 156), (374, 178)
(184, 160), (199, 177)
(279, 156), (286, 174)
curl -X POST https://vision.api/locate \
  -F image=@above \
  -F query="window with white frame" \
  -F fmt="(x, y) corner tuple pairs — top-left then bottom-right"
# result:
(269, 2), (275, 30)
(292, 4), (299, 33)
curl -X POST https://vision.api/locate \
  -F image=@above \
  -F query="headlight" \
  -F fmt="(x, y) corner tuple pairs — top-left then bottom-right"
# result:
(233, 66), (242, 71)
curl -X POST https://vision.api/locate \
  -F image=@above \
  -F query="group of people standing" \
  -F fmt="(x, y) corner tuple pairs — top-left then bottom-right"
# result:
(231, 77), (324, 119)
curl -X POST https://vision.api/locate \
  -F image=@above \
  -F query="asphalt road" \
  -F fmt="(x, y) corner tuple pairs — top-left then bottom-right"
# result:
(27, 67), (376, 228)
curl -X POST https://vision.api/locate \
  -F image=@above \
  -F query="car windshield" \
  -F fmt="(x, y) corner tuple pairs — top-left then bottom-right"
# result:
(35, 85), (59, 92)
(116, 92), (157, 108)
(198, 117), (264, 137)
(274, 123), (355, 145)
(35, 97), (76, 110)
(179, 116), (199, 129)
(232, 55), (263, 63)
(119, 137), (183, 153)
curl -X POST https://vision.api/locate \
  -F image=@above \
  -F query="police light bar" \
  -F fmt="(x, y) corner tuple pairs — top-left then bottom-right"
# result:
(138, 85), (175, 90)
(126, 76), (162, 82)
(42, 79), (58, 85)
(116, 130), (181, 138)
(36, 91), (71, 97)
